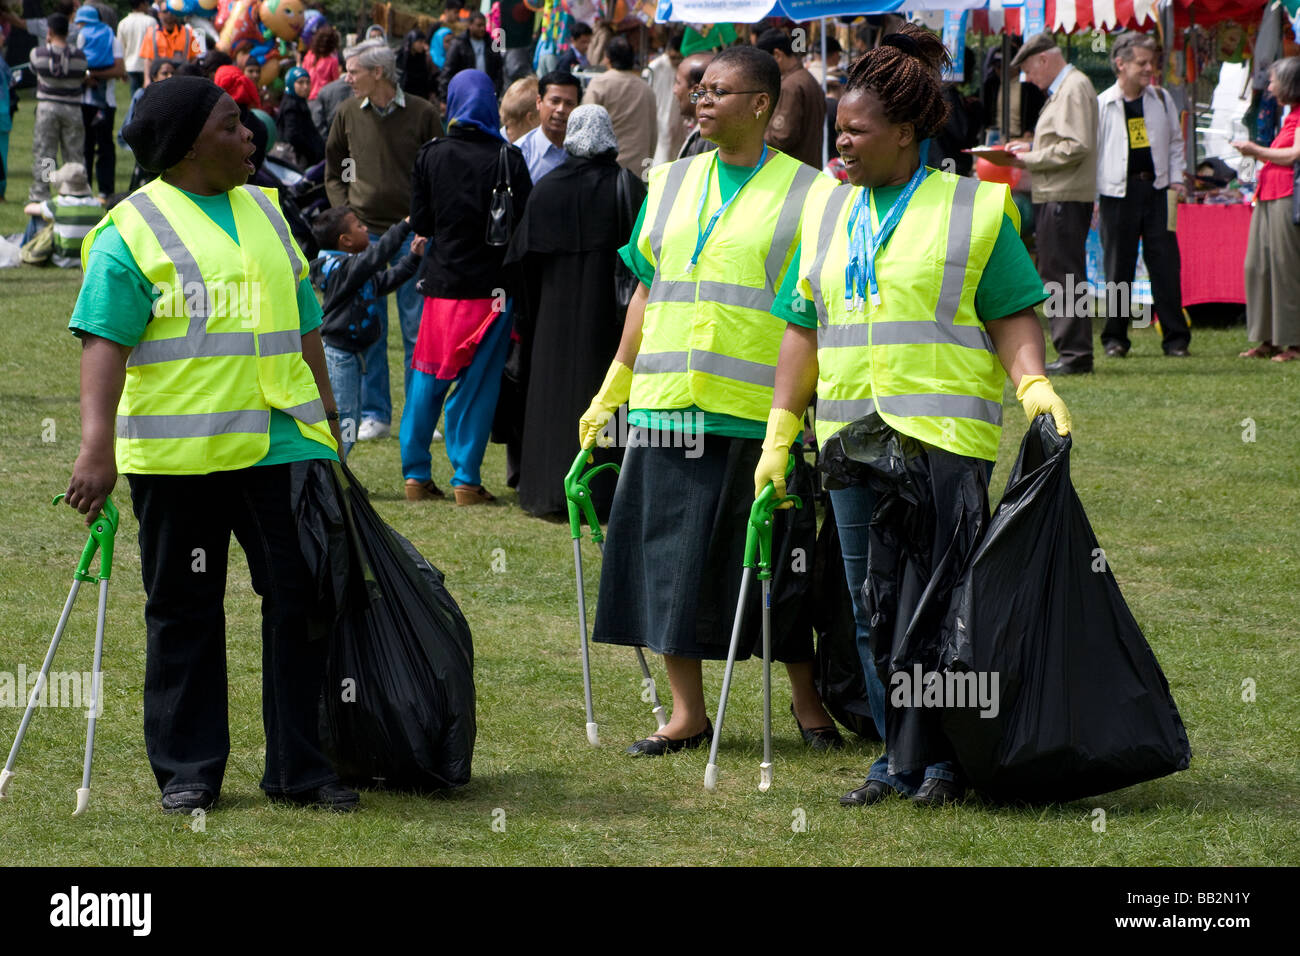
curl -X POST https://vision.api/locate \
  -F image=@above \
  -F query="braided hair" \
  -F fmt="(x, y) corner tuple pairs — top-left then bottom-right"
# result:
(844, 23), (951, 140)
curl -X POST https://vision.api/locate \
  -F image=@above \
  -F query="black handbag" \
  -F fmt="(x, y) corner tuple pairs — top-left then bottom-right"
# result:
(1291, 161), (1300, 225)
(486, 143), (513, 247)
(613, 168), (640, 313)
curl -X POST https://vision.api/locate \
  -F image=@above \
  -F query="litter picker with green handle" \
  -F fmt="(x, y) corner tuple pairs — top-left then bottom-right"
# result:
(564, 449), (667, 746)
(1, 495), (118, 816)
(704, 455), (800, 793)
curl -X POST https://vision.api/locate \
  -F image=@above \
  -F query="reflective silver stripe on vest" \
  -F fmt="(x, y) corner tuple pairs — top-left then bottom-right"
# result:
(815, 397), (876, 422)
(692, 350), (775, 388)
(820, 319), (997, 351)
(257, 329), (303, 357)
(936, 176), (977, 330)
(647, 280), (697, 305)
(280, 398), (327, 426)
(818, 323), (871, 349)
(815, 179), (994, 353)
(933, 176), (994, 352)
(128, 332), (257, 366)
(242, 185), (303, 282)
(867, 321), (996, 351)
(763, 163), (819, 294)
(877, 393), (1002, 426)
(635, 351), (689, 374)
(116, 409), (271, 439)
(126, 192), (209, 326)
(648, 279), (775, 312)
(808, 186), (854, 328)
(648, 158), (695, 264)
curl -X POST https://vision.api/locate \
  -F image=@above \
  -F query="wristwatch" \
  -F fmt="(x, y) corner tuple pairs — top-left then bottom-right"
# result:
(326, 410), (340, 422)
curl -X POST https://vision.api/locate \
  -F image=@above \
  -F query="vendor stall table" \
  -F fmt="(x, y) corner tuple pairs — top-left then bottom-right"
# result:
(1177, 202), (1253, 305)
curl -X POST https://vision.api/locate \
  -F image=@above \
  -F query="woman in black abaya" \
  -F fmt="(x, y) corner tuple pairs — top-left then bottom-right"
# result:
(505, 104), (645, 518)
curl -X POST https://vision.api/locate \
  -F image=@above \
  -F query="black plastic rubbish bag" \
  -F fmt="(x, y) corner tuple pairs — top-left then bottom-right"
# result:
(812, 495), (881, 741)
(939, 416), (1191, 803)
(299, 461), (476, 791)
(821, 413), (990, 775)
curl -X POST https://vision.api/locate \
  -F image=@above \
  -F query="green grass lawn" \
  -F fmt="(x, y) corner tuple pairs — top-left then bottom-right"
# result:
(0, 86), (1297, 866)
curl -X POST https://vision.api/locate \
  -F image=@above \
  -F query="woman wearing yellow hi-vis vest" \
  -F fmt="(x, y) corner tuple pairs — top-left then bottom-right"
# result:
(63, 79), (359, 813)
(577, 46), (845, 757)
(755, 26), (1073, 807)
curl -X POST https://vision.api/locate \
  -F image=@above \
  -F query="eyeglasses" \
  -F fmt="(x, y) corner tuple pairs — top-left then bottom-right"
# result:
(689, 87), (765, 105)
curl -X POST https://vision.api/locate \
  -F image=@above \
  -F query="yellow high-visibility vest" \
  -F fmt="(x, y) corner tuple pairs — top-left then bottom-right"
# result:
(82, 177), (335, 475)
(800, 170), (1017, 461)
(632, 149), (830, 423)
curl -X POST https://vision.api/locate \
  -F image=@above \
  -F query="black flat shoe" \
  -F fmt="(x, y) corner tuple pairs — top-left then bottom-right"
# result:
(625, 720), (713, 757)
(160, 789), (216, 813)
(268, 782), (360, 812)
(790, 703), (844, 750)
(911, 777), (966, 807)
(839, 779), (895, 806)
(1045, 358), (1094, 375)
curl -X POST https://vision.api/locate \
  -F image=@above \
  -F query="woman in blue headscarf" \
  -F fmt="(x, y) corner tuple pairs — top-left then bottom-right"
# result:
(275, 65), (324, 167)
(400, 71), (534, 505)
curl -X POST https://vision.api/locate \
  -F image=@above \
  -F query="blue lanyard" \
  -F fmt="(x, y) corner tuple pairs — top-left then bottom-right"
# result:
(688, 143), (769, 272)
(844, 163), (929, 310)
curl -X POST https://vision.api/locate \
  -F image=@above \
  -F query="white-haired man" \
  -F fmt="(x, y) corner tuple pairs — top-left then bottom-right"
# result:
(1095, 32), (1190, 358)
(325, 38), (442, 441)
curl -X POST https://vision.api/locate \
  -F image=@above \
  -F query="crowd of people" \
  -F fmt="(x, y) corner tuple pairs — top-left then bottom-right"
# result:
(26, 4), (1292, 813)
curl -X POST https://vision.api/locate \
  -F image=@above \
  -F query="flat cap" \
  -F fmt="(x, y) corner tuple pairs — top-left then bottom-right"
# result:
(1011, 32), (1060, 68)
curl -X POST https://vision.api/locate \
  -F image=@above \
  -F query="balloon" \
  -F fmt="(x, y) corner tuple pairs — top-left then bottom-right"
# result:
(975, 157), (1022, 188)
(250, 108), (276, 148)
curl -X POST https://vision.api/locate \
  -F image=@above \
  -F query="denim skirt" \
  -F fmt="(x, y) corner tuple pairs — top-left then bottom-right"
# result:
(591, 427), (815, 662)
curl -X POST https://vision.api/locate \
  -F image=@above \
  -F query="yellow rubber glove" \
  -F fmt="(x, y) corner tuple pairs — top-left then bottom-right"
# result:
(754, 408), (802, 501)
(578, 360), (633, 450)
(1016, 374), (1072, 436)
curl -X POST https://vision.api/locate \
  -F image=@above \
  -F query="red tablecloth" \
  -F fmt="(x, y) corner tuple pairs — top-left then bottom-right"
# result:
(1176, 203), (1252, 306)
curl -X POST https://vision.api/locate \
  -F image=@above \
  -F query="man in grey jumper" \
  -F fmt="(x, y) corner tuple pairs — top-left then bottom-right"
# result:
(325, 38), (442, 440)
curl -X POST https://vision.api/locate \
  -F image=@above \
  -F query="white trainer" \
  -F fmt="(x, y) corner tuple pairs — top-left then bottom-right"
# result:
(433, 429), (443, 442)
(357, 419), (391, 441)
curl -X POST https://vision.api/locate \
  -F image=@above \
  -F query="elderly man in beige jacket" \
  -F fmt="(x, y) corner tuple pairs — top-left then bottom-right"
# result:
(1007, 33), (1099, 374)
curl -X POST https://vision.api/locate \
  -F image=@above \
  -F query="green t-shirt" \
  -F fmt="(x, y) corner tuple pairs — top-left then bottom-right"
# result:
(68, 188), (336, 468)
(618, 159), (778, 440)
(773, 181), (1047, 329)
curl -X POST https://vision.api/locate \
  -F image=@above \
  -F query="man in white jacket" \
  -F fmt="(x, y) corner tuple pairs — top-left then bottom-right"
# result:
(1096, 33), (1191, 358)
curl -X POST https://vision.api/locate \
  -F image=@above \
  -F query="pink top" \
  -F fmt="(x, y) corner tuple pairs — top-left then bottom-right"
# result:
(303, 51), (340, 100)
(1257, 110), (1298, 202)
(412, 297), (503, 380)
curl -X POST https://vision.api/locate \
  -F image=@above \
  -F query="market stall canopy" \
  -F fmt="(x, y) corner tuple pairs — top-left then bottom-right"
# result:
(653, 0), (1162, 28)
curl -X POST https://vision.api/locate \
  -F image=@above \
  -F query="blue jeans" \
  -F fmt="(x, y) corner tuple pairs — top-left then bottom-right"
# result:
(399, 311), (511, 488)
(359, 230), (423, 426)
(829, 482), (957, 796)
(324, 344), (362, 460)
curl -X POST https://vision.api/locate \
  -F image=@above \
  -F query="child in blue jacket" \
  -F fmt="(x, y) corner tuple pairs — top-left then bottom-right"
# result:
(309, 206), (425, 461)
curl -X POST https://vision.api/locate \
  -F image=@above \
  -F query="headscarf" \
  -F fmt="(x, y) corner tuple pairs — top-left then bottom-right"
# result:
(214, 64), (260, 108)
(446, 70), (504, 141)
(284, 65), (309, 98)
(431, 26), (452, 68)
(564, 104), (618, 159)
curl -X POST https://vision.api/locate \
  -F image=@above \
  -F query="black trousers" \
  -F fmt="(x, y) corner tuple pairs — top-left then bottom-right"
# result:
(1034, 200), (1095, 365)
(128, 465), (338, 798)
(80, 104), (115, 198)
(1098, 179), (1190, 353)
